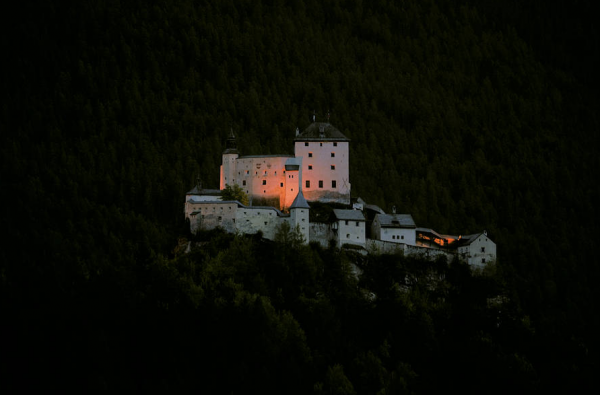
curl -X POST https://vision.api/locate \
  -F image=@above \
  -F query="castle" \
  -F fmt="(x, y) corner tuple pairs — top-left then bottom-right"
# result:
(185, 121), (496, 268)
(220, 122), (351, 210)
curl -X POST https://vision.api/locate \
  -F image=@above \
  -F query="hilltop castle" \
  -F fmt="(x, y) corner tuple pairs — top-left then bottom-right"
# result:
(185, 121), (497, 268)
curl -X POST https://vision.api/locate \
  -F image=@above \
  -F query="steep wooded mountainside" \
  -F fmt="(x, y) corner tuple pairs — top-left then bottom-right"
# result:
(2, 0), (598, 393)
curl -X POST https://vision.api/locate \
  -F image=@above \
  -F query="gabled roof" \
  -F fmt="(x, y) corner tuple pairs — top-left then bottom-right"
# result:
(364, 204), (386, 215)
(295, 122), (350, 141)
(456, 232), (492, 246)
(333, 209), (365, 221)
(290, 190), (310, 209)
(186, 186), (221, 196)
(375, 213), (416, 228)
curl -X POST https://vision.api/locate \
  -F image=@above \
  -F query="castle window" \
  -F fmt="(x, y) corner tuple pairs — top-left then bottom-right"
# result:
(218, 216), (222, 221)
(345, 220), (349, 225)
(243, 180), (246, 186)
(401, 235), (404, 240)
(347, 234), (350, 239)
(319, 180), (323, 188)
(332, 180), (337, 188)
(308, 165), (313, 170)
(263, 190), (266, 193)
(306, 180), (310, 188)
(275, 171), (277, 175)
(333, 142), (337, 147)
(264, 171), (267, 175)
(280, 183), (283, 187)
(320, 143), (323, 146)
(305, 142), (309, 146)
(331, 152), (335, 157)
(264, 222), (267, 225)
(481, 247), (485, 253)
(302, 218), (305, 222)
(331, 165), (335, 170)
(262, 180), (266, 185)
(392, 235), (395, 239)
(246, 170), (249, 175)
(482, 258), (486, 264)
(308, 152), (313, 157)
(356, 221), (359, 226)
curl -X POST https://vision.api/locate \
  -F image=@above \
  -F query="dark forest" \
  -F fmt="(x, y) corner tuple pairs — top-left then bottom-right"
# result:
(1, 0), (599, 393)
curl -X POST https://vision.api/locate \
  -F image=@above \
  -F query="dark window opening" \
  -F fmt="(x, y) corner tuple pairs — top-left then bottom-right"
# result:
(319, 180), (323, 188)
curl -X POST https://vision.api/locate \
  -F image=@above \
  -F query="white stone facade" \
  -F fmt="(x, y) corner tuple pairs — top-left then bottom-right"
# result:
(457, 232), (497, 268)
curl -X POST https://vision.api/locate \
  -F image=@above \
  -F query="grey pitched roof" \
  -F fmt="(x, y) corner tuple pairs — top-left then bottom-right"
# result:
(457, 232), (489, 246)
(365, 204), (386, 215)
(186, 186), (222, 196)
(333, 209), (365, 221)
(295, 122), (350, 141)
(376, 213), (416, 228)
(290, 191), (310, 209)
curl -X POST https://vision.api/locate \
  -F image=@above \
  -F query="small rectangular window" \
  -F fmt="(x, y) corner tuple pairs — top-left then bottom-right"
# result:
(320, 143), (323, 146)
(333, 142), (337, 147)
(280, 183), (283, 187)
(305, 142), (309, 146)
(332, 180), (336, 188)
(345, 220), (349, 225)
(331, 165), (335, 170)
(356, 221), (359, 226)
(306, 180), (310, 188)
(308, 165), (313, 170)
(481, 247), (485, 253)
(262, 180), (266, 185)
(308, 152), (313, 157)
(319, 180), (323, 188)
(331, 152), (335, 157)
(243, 180), (246, 186)
(482, 258), (486, 264)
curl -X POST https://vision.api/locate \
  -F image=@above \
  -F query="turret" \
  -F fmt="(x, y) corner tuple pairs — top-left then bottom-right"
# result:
(290, 190), (310, 244)
(220, 129), (239, 190)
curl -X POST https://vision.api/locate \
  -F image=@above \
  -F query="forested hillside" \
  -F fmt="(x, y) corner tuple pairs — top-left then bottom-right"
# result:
(2, 0), (598, 393)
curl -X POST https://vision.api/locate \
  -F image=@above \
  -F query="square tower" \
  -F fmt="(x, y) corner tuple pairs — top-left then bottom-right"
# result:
(294, 122), (350, 204)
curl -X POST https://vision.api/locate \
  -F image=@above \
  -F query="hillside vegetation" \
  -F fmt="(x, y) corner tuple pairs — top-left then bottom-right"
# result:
(2, 0), (598, 393)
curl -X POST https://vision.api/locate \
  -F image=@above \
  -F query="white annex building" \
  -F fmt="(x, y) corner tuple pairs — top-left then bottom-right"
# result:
(185, 119), (497, 268)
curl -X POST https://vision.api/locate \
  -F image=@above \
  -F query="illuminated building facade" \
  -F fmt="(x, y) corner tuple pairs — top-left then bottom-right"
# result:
(220, 122), (351, 211)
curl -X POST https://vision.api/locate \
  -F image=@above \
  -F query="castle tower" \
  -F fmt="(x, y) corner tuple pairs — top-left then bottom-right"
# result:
(289, 156), (309, 243)
(220, 129), (239, 190)
(290, 190), (310, 244)
(294, 122), (351, 204)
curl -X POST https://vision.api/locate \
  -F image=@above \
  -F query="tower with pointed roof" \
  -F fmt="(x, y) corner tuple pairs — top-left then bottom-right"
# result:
(220, 129), (240, 190)
(289, 157), (310, 243)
